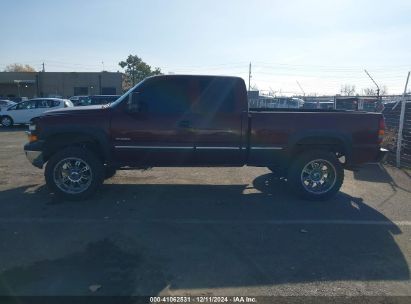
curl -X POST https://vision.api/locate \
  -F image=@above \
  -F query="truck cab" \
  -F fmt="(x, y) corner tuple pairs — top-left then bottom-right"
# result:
(110, 75), (248, 167)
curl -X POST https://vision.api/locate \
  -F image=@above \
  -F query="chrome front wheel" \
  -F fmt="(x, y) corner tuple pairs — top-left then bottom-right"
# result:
(53, 157), (93, 194)
(45, 147), (104, 200)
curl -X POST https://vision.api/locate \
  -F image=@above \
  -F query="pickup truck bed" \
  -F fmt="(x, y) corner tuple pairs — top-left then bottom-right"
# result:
(248, 109), (382, 166)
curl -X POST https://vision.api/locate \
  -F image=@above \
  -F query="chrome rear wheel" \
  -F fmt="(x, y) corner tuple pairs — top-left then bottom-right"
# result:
(288, 150), (344, 201)
(301, 159), (337, 195)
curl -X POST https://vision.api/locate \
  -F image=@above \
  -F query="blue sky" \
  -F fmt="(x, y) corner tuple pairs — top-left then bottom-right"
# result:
(1, 0), (410, 95)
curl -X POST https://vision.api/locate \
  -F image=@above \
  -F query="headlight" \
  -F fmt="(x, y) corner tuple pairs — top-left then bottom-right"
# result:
(29, 124), (36, 131)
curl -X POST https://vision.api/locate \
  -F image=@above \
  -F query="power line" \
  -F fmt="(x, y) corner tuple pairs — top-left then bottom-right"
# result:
(254, 61), (411, 70)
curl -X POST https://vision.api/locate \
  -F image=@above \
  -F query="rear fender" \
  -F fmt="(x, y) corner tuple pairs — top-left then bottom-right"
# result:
(288, 130), (352, 164)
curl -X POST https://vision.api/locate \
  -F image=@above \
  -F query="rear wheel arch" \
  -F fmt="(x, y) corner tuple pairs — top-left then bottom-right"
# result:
(288, 134), (351, 165)
(268, 136), (348, 176)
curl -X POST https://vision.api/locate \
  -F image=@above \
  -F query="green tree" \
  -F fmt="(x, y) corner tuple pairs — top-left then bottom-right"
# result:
(119, 55), (161, 90)
(4, 63), (36, 72)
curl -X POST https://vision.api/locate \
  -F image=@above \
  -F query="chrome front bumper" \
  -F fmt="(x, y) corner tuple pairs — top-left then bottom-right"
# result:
(25, 150), (44, 169)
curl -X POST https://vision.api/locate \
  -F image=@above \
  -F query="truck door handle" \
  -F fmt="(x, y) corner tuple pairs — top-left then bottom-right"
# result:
(178, 120), (191, 128)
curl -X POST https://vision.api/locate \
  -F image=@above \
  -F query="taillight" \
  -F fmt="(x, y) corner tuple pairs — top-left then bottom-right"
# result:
(378, 116), (385, 144)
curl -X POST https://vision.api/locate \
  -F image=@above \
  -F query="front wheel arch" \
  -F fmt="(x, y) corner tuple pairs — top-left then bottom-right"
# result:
(43, 133), (107, 164)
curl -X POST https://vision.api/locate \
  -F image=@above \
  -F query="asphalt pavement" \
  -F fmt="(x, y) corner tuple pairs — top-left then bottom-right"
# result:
(0, 129), (410, 297)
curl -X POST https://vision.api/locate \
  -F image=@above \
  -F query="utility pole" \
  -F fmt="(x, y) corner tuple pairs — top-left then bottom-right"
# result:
(42, 62), (45, 72)
(396, 71), (410, 167)
(364, 69), (380, 97)
(248, 62), (252, 92)
(296, 80), (305, 97)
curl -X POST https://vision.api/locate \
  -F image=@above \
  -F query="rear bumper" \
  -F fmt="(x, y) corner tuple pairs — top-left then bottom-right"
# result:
(375, 148), (388, 163)
(345, 147), (388, 171)
(24, 141), (44, 169)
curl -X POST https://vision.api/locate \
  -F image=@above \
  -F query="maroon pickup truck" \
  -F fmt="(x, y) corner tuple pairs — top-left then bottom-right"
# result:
(24, 75), (386, 201)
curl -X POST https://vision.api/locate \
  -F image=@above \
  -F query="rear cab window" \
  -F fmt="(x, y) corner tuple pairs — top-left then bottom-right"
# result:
(192, 78), (237, 114)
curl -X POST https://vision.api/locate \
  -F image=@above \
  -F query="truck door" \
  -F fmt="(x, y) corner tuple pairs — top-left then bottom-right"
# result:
(190, 77), (246, 165)
(111, 77), (196, 166)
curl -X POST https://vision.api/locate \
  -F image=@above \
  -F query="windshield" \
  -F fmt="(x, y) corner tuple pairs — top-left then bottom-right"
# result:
(109, 79), (145, 108)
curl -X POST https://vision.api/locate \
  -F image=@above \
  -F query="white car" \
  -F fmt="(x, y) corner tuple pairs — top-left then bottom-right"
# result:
(0, 98), (73, 127)
(0, 99), (16, 111)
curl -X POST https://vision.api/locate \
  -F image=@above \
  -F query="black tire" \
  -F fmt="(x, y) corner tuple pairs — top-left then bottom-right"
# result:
(287, 150), (344, 201)
(267, 166), (281, 178)
(104, 166), (117, 179)
(1, 116), (13, 127)
(45, 147), (104, 201)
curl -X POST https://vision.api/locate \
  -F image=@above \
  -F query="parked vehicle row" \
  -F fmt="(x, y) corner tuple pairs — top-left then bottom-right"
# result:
(302, 101), (335, 110)
(69, 95), (121, 106)
(0, 95), (120, 127)
(0, 98), (73, 127)
(249, 97), (305, 109)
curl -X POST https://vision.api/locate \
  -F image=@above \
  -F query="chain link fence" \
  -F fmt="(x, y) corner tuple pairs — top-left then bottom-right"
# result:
(248, 92), (411, 169)
(382, 99), (411, 168)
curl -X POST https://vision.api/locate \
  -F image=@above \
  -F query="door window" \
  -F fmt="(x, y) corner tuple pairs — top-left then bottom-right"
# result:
(37, 99), (61, 108)
(137, 77), (239, 115)
(16, 100), (36, 110)
(51, 100), (60, 107)
(141, 78), (192, 113)
(37, 100), (50, 108)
